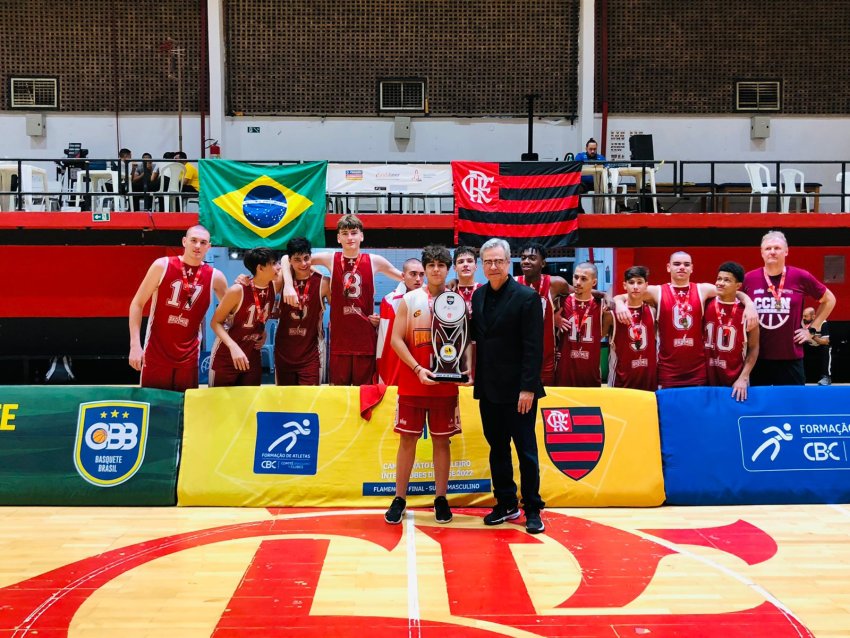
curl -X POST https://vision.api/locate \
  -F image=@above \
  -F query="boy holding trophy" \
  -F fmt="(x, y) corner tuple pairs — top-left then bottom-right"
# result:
(384, 245), (471, 525)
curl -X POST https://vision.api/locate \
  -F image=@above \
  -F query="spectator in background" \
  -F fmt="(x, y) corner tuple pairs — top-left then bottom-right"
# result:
(111, 148), (133, 195)
(575, 138), (606, 193)
(802, 306), (832, 385)
(743, 230), (836, 386)
(174, 151), (199, 193)
(132, 152), (159, 211)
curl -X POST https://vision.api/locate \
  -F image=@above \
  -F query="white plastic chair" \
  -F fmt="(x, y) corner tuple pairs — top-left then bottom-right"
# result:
(779, 169), (813, 213)
(744, 163), (776, 213)
(837, 172), (850, 213)
(604, 168), (631, 214)
(155, 162), (187, 212)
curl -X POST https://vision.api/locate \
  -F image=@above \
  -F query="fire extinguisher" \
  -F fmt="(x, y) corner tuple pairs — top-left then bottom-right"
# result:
(209, 141), (221, 158)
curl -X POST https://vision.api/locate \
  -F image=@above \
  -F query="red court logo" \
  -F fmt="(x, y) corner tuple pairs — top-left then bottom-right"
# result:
(542, 407), (605, 480)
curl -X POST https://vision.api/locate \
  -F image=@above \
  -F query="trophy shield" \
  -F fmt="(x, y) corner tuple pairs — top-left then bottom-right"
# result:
(431, 290), (469, 382)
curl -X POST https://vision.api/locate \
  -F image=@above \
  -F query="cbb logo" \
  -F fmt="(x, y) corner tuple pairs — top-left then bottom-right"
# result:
(84, 422), (139, 451)
(74, 401), (150, 487)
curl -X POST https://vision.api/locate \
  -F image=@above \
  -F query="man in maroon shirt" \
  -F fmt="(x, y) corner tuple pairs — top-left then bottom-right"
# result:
(743, 231), (836, 386)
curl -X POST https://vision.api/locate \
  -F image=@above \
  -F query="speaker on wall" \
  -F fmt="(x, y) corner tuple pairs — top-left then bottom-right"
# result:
(629, 134), (654, 161)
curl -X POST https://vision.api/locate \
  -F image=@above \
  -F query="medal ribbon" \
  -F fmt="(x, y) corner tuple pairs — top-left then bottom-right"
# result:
(572, 296), (593, 347)
(628, 304), (644, 341)
(181, 262), (203, 308)
(295, 275), (311, 314)
(249, 280), (269, 325)
(713, 298), (737, 328)
(762, 267), (786, 309)
(668, 283), (693, 328)
(343, 253), (363, 297)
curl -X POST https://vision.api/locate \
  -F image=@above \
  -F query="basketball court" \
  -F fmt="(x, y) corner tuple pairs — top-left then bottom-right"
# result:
(1, 503), (847, 637)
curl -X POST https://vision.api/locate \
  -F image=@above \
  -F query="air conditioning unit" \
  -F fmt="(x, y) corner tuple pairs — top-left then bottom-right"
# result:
(9, 77), (59, 110)
(735, 80), (781, 112)
(379, 79), (426, 112)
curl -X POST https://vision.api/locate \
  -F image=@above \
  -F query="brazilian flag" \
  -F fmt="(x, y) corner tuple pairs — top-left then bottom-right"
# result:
(199, 159), (327, 249)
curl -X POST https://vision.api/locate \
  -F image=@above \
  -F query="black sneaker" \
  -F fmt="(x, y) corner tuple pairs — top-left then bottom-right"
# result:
(434, 496), (453, 523)
(818, 376), (832, 386)
(483, 503), (521, 526)
(384, 496), (406, 524)
(525, 511), (545, 534)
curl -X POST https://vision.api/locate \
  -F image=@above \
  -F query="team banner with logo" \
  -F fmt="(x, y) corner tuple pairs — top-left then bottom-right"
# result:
(327, 163), (452, 195)
(199, 160), (327, 250)
(0, 386), (183, 505)
(177, 386), (663, 507)
(452, 161), (582, 250)
(659, 386), (850, 505)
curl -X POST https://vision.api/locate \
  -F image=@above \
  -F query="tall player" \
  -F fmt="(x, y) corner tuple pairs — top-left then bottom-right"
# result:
(704, 261), (760, 401)
(376, 258), (424, 385)
(555, 262), (612, 387)
(384, 245), (470, 526)
(128, 224), (227, 391)
(517, 243), (571, 386)
(281, 214), (402, 385)
(614, 250), (756, 389)
(208, 248), (279, 387)
(275, 237), (331, 386)
(608, 266), (657, 391)
(453, 246), (481, 313)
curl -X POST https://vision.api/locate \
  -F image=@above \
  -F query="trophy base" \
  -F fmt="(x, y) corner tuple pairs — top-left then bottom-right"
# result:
(431, 371), (469, 383)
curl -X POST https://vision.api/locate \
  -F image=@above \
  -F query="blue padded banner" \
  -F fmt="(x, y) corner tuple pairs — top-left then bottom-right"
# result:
(659, 386), (850, 505)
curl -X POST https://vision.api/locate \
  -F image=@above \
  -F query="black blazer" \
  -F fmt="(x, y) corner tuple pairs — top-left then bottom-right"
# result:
(471, 276), (545, 403)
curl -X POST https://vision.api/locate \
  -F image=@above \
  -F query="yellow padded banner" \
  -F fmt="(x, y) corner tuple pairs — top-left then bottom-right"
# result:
(177, 386), (664, 507)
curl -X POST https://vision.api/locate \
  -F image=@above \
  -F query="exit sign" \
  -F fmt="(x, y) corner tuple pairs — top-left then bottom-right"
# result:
(92, 212), (110, 222)
(247, 126), (261, 133)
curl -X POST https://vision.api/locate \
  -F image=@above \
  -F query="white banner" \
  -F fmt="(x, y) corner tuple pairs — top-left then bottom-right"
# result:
(327, 163), (452, 195)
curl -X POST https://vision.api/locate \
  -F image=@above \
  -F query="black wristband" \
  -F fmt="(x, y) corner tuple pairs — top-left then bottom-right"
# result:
(808, 326), (820, 336)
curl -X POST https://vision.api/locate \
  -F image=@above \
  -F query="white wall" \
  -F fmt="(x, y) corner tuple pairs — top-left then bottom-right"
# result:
(0, 113), (203, 163)
(0, 112), (578, 163)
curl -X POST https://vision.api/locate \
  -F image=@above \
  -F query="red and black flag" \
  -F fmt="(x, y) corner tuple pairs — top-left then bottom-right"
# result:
(452, 161), (581, 250)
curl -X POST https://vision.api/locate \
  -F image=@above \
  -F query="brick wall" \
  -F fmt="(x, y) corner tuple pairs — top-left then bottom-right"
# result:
(596, 0), (850, 114)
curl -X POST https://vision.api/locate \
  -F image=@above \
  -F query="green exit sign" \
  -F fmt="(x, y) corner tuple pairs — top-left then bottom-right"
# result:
(92, 211), (110, 222)
(247, 126), (261, 133)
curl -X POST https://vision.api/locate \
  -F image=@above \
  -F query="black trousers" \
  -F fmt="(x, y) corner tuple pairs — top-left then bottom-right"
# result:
(751, 358), (805, 386)
(479, 398), (545, 513)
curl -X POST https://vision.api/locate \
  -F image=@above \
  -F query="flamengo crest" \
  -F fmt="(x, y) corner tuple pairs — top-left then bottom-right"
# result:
(542, 407), (605, 480)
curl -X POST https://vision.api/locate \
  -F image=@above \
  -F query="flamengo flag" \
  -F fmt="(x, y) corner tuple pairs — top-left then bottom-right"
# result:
(199, 159), (327, 249)
(452, 161), (581, 249)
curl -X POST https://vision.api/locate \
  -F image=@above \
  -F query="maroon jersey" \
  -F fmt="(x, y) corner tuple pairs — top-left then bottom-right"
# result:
(517, 275), (556, 385)
(609, 303), (657, 391)
(330, 252), (376, 355)
(457, 283), (481, 314)
(555, 295), (603, 387)
(743, 266), (827, 360)
(704, 298), (747, 387)
(144, 256), (213, 368)
(276, 271), (325, 365)
(658, 283), (707, 388)
(210, 280), (274, 374)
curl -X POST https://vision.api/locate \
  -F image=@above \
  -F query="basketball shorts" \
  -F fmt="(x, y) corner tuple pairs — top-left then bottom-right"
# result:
(329, 353), (375, 386)
(394, 395), (461, 438)
(141, 361), (198, 392)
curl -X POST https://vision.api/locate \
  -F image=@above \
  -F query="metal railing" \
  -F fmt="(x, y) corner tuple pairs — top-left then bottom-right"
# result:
(2, 157), (849, 214)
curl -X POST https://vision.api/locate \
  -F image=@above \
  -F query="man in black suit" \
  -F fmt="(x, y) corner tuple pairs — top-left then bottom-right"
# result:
(471, 237), (546, 534)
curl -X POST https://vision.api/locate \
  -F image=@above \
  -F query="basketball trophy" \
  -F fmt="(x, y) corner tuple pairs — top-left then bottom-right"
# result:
(431, 290), (469, 382)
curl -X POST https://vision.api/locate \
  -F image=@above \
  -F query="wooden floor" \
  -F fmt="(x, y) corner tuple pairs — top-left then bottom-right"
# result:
(1, 505), (848, 637)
